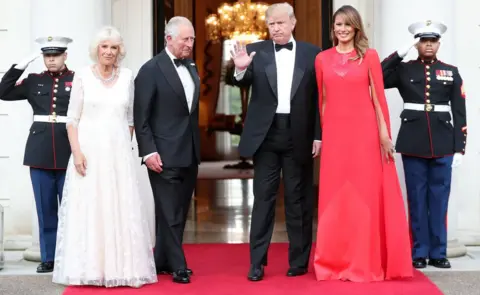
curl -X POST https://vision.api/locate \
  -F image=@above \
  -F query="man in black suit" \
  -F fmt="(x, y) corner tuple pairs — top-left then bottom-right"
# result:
(133, 16), (200, 284)
(231, 3), (322, 281)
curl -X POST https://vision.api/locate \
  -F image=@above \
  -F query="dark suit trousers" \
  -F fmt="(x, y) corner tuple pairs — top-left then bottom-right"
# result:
(148, 163), (198, 272)
(250, 114), (314, 268)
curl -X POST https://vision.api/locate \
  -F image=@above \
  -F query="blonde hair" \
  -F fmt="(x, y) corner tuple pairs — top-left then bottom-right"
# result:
(265, 2), (296, 22)
(89, 26), (126, 64)
(331, 5), (369, 61)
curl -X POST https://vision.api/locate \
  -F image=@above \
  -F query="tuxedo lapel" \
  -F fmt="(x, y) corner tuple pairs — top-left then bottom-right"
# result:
(186, 62), (200, 113)
(156, 51), (189, 110)
(263, 41), (278, 98)
(290, 43), (305, 100)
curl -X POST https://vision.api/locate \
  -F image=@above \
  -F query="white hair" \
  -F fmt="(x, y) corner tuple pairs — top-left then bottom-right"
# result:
(89, 26), (126, 64)
(164, 16), (194, 40)
(265, 3), (296, 22)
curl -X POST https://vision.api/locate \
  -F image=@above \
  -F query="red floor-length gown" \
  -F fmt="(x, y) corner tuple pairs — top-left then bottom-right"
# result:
(313, 47), (413, 282)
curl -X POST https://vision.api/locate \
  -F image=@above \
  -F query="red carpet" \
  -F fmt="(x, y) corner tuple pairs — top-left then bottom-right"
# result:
(63, 243), (443, 295)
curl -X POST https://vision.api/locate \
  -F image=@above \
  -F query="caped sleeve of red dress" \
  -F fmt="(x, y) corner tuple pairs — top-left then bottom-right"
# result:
(314, 52), (324, 126)
(367, 48), (393, 139)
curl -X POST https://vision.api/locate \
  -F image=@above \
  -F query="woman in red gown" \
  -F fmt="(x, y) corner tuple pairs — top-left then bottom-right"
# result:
(313, 5), (413, 282)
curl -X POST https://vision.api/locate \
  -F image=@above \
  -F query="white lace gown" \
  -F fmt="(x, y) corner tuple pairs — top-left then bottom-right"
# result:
(52, 66), (157, 288)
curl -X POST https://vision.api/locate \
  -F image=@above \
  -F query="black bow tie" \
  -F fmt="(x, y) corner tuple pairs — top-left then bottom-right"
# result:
(275, 42), (293, 52)
(173, 58), (188, 67)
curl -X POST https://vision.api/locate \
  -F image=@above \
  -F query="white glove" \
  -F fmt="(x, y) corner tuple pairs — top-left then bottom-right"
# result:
(397, 37), (420, 58)
(14, 53), (41, 70)
(451, 153), (463, 168)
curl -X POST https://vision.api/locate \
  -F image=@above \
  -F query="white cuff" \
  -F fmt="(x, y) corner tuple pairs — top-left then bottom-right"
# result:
(143, 152), (157, 161)
(234, 68), (246, 81)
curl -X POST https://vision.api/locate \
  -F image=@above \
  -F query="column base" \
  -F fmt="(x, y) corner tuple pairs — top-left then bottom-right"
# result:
(446, 239), (467, 258)
(4, 235), (32, 251)
(457, 230), (480, 246)
(23, 245), (41, 262)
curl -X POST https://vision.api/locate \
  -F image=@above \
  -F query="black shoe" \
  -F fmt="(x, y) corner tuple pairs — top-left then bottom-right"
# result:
(247, 265), (264, 281)
(428, 258), (451, 269)
(37, 261), (54, 273)
(286, 267), (307, 277)
(412, 258), (427, 269)
(172, 269), (190, 284)
(158, 268), (193, 276)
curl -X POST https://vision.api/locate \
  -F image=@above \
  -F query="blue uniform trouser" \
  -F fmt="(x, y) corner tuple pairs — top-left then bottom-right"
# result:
(402, 155), (453, 260)
(29, 168), (66, 262)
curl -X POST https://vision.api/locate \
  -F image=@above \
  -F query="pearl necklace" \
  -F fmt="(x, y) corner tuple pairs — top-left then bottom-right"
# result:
(94, 65), (117, 83)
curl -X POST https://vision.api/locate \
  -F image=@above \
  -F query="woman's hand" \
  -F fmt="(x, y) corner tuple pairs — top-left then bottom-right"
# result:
(73, 151), (87, 176)
(380, 134), (395, 163)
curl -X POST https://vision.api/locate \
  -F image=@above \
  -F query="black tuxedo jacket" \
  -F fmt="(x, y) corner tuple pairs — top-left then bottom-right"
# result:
(133, 50), (201, 168)
(233, 40), (322, 163)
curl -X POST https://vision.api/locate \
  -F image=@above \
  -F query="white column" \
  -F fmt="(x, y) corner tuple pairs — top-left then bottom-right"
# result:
(23, 0), (111, 262)
(374, 0), (466, 257)
(452, 1), (480, 246)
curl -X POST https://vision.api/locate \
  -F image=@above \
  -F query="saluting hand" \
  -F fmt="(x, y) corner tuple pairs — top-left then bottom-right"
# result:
(230, 41), (256, 71)
(14, 53), (42, 70)
(73, 151), (87, 176)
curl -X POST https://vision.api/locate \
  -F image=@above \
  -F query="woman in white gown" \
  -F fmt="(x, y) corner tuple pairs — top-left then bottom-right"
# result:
(52, 26), (157, 288)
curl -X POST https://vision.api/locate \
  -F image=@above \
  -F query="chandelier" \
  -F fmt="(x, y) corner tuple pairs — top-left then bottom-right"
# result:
(205, 0), (269, 44)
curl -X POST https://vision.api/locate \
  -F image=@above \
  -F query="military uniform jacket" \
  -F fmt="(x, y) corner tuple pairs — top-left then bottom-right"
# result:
(0, 65), (74, 169)
(381, 52), (467, 158)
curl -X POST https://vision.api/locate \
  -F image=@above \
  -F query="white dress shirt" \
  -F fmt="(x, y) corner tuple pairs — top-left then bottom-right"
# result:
(144, 48), (195, 162)
(166, 48), (195, 112)
(235, 37), (296, 114)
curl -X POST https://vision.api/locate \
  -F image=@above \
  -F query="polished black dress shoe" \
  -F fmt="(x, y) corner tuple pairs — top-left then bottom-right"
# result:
(247, 265), (264, 281)
(428, 258), (451, 269)
(37, 261), (54, 273)
(412, 258), (427, 269)
(286, 267), (307, 277)
(172, 269), (190, 284)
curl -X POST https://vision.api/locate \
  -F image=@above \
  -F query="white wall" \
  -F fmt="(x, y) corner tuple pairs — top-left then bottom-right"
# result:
(0, 0), (36, 249)
(0, 0), (155, 249)
(452, 1), (480, 240)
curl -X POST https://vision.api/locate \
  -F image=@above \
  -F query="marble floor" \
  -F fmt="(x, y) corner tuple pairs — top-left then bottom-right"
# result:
(2, 178), (480, 277)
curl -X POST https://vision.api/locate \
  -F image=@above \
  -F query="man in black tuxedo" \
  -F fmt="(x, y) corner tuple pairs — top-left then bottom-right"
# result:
(231, 3), (322, 281)
(133, 16), (200, 284)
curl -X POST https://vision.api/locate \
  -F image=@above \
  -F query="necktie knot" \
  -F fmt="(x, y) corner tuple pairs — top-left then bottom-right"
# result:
(275, 42), (293, 52)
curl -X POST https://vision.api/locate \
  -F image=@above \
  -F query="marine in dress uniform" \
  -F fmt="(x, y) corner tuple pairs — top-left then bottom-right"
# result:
(0, 36), (74, 273)
(381, 21), (467, 269)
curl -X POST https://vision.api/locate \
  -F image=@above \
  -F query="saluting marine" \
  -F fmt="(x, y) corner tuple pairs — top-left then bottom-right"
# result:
(381, 21), (467, 269)
(0, 36), (74, 273)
